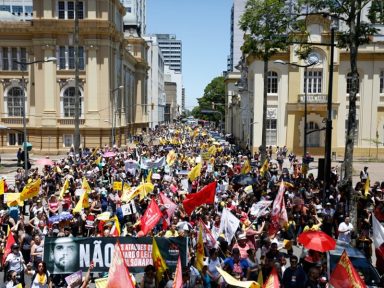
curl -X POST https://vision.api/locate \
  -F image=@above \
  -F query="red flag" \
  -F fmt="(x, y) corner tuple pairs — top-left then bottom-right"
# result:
(159, 192), (178, 226)
(199, 219), (217, 247)
(263, 267), (279, 288)
(183, 181), (216, 215)
(140, 198), (162, 235)
(268, 181), (288, 236)
(172, 255), (183, 288)
(106, 241), (135, 288)
(329, 250), (367, 288)
(2, 230), (16, 265)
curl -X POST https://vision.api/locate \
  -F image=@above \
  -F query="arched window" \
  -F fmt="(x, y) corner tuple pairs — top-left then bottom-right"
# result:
(267, 71), (278, 94)
(307, 121), (320, 147)
(7, 87), (24, 116)
(62, 87), (82, 117)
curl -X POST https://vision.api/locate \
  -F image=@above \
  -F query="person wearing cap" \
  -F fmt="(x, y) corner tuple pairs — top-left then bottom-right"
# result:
(233, 233), (250, 260)
(4, 243), (25, 287)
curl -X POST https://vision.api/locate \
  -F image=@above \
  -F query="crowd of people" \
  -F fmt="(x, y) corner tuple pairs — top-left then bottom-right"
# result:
(0, 122), (383, 288)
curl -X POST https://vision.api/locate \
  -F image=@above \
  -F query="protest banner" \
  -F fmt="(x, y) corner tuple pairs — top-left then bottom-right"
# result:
(43, 236), (188, 274)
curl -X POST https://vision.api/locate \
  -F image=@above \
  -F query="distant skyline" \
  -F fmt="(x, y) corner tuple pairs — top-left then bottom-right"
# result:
(146, 0), (232, 110)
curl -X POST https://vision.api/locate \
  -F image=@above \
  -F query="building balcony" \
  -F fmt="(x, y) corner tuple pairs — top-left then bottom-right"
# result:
(299, 94), (328, 104)
(1, 117), (27, 125)
(57, 119), (85, 125)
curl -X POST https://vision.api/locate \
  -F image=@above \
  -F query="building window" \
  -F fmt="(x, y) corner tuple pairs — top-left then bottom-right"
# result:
(58, 1), (84, 19)
(0, 5), (11, 12)
(345, 119), (359, 144)
(7, 87), (24, 117)
(1, 47), (28, 71)
(2, 48), (9, 70)
(267, 71), (278, 94)
(380, 71), (384, 93)
(62, 87), (82, 117)
(266, 119), (277, 146)
(63, 134), (74, 147)
(8, 133), (23, 146)
(58, 46), (85, 70)
(346, 72), (360, 94)
(12, 6), (23, 14)
(307, 121), (320, 147)
(304, 70), (322, 93)
(11, 48), (18, 70)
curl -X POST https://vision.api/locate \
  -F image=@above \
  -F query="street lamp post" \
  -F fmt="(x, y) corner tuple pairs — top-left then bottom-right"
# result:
(14, 57), (56, 179)
(274, 57), (319, 170)
(110, 86), (124, 146)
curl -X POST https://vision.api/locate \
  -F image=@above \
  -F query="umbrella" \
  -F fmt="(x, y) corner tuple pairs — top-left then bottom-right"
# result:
(48, 212), (73, 224)
(232, 174), (257, 186)
(103, 151), (116, 158)
(298, 230), (336, 252)
(35, 158), (54, 166)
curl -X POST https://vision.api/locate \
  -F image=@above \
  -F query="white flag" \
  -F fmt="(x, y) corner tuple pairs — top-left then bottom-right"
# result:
(219, 208), (240, 242)
(250, 200), (272, 217)
(372, 214), (384, 249)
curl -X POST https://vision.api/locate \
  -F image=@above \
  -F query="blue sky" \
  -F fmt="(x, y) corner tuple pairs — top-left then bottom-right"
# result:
(146, 0), (232, 110)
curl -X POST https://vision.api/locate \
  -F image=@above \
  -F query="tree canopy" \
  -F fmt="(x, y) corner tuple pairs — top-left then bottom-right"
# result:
(191, 76), (225, 124)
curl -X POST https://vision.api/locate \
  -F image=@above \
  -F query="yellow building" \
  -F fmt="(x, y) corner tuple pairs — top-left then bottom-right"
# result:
(0, 0), (149, 154)
(229, 16), (384, 158)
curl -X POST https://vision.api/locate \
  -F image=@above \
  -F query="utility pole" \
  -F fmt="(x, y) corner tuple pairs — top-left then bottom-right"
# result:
(73, 0), (81, 154)
(324, 27), (335, 204)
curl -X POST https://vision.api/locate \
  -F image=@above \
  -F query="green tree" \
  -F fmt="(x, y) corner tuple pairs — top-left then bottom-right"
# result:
(301, 0), (377, 228)
(191, 76), (225, 126)
(239, 0), (296, 162)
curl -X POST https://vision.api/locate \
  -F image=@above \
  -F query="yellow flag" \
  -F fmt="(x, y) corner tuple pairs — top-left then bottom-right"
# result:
(95, 278), (108, 288)
(259, 159), (269, 177)
(146, 170), (152, 183)
(59, 178), (69, 200)
(0, 179), (4, 195)
(166, 150), (177, 166)
(364, 176), (370, 198)
(208, 145), (217, 156)
(257, 270), (263, 286)
(73, 190), (89, 213)
(216, 266), (260, 288)
(20, 178), (41, 201)
(110, 215), (121, 236)
(188, 163), (202, 181)
(95, 156), (101, 165)
(196, 223), (205, 271)
(4, 193), (23, 207)
(241, 160), (251, 174)
(82, 177), (92, 193)
(152, 238), (168, 282)
(138, 182), (154, 200)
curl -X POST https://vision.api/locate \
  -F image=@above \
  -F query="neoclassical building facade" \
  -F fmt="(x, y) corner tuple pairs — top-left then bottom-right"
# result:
(0, 0), (149, 154)
(227, 16), (384, 158)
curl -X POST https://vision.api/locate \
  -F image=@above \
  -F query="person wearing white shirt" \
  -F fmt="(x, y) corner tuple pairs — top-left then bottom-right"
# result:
(338, 217), (354, 243)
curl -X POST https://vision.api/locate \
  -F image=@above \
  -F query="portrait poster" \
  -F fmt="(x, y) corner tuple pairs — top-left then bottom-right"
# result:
(43, 236), (188, 274)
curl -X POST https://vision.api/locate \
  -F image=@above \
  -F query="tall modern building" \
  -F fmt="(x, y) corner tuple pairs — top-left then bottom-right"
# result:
(228, 0), (246, 72)
(0, 0), (33, 21)
(155, 34), (182, 73)
(121, 0), (146, 36)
